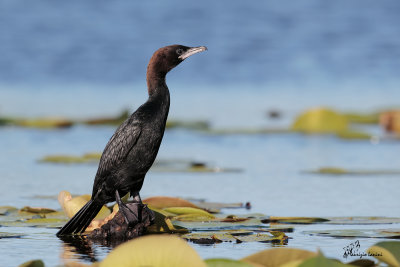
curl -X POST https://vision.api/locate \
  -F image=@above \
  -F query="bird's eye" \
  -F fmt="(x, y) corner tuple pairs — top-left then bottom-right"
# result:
(176, 48), (184, 55)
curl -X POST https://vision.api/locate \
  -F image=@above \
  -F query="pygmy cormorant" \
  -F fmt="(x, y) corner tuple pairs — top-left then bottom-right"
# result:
(57, 45), (207, 236)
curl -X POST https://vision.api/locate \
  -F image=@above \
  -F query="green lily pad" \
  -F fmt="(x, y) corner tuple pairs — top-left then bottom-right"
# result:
(166, 120), (210, 130)
(303, 229), (400, 239)
(298, 254), (349, 267)
(343, 112), (379, 124)
(336, 131), (372, 140)
(18, 259), (45, 267)
(235, 232), (288, 243)
(205, 258), (254, 267)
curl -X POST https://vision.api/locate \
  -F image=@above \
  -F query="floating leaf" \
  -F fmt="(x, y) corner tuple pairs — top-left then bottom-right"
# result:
(262, 217), (329, 224)
(296, 254), (349, 267)
(83, 109), (129, 125)
(235, 232), (288, 243)
(336, 131), (371, 140)
(241, 248), (317, 267)
(367, 241), (400, 267)
(20, 206), (57, 214)
(0, 232), (24, 239)
(143, 196), (200, 209)
(39, 153), (100, 164)
(164, 207), (215, 218)
(100, 235), (207, 267)
(324, 217), (400, 225)
(303, 229), (400, 239)
(58, 191), (111, 220)
(305, 167), (400, 176)
(344, 112), (379, 124)
(18, 259), (45, 267)
(205, 258), (255, 267)
(166, 120), (210, 130)
(16, 117), (74, 128)
(292, 108), (348, 134)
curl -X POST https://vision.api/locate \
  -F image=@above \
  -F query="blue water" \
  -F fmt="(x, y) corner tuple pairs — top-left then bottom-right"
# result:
(1, 0), (400, 266)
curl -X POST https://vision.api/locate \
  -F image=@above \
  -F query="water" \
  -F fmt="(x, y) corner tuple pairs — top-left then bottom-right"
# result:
(1, 0), (400, 266)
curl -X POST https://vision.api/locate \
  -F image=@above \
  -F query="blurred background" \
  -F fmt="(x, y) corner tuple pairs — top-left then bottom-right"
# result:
(1, 0), (400, 265)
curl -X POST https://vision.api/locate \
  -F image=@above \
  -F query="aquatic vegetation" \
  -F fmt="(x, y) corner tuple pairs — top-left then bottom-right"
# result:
(291, 108), (349, 134)
(241, 248), (317, 267)
(368, 241), (400, 267)
(343, 112), (380, 124)
(303, 229), (400, 239)
(100, 235), (207, 267)
(15, 117), (74, 128)
(305, 167), (400, 176)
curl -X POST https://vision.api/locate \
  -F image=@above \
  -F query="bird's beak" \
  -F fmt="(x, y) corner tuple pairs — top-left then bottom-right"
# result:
(179, 46), (208, 60)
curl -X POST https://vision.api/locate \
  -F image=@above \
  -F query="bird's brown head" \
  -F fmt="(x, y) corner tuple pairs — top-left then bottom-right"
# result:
(147, 45), (207, 90)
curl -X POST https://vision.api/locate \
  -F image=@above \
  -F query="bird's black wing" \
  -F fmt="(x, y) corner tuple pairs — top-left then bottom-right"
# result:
(94, 118), (142, 184)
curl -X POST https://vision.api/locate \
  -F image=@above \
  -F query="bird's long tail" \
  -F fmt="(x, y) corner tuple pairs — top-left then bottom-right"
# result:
(56, 199), (103, 236)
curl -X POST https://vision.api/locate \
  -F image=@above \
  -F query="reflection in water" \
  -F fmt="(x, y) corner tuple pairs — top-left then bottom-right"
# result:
(59, 235), (98, 263)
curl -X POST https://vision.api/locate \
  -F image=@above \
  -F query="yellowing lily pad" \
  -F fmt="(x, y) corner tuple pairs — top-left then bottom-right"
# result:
(100, 235), (206, 267)
(262, 217), (329, 224)
(58, 191), (110, 220)
(16, 118), (74, 128)
(291, 108), (348, 134)
(143, 196), (200, 209)
(367, 241), (400, 267)
(20, 206), (57, 214)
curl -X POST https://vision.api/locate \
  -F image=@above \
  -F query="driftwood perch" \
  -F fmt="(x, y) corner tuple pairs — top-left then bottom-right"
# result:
(88, 203), (155, 242)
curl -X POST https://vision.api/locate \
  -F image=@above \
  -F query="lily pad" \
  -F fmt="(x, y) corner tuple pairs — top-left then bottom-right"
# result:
(291, 108), (349, 134)
(39, 153), (101, 164)
(235, 232), (288, 243)
(166, 120), (210, 130)
(336, 131), (371, 140)
(343, 112), (379, 124)
(143, 196), (200, 209)
(165, 207), (215, 219)
(324, 217), (400, 225)
(305, 167), (400, 176)
(18, 259), (45, 267)
(367, 241), (400, 267)
(297, 254), (349, 267)
(15, 117), (74, 128)
(0, 232), (25, 239)
(100, 235), (207, 267)
(303, 228), (400, 239)
(241, 248), (317, 267)
(20, 206), (57, 214)
(205, 258), (254, 267)
(262, 217), (329, 224)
